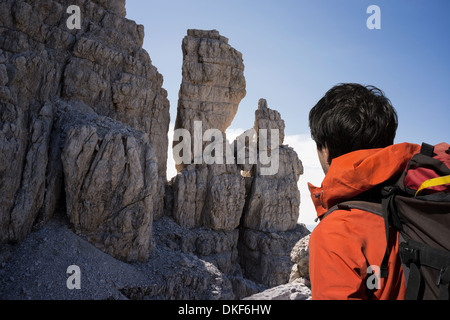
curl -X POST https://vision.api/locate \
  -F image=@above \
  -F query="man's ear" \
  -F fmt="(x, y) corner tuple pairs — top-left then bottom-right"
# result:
(317, 145), (331, 174)
(325, 145), (331, 164)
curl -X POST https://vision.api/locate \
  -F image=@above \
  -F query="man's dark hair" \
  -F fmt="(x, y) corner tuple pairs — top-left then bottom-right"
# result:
(309, 83), (398, 160)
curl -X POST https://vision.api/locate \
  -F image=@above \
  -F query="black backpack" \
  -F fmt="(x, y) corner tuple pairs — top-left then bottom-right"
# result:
(324, 143), (450, 300)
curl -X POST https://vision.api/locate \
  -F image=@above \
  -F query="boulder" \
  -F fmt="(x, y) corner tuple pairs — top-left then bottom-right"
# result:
(238, 224), (310, 287)
(289, 234), (311, 286)
(243, 279), (311, 300)
(57, 101), (158, 262)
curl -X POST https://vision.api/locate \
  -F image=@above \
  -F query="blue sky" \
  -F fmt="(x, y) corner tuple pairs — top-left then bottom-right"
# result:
(126, 0), (450, 144)
(125, 1), (450, 226)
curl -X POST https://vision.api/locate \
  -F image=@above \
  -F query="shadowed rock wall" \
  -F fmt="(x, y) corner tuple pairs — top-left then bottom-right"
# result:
(0, 0), (169, 261)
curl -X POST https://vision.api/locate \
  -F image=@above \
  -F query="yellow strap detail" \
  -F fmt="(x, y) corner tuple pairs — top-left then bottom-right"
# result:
(415, 175), (450, 197)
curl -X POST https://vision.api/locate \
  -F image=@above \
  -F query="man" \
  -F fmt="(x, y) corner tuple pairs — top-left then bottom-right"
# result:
(308, 83), (421, 300)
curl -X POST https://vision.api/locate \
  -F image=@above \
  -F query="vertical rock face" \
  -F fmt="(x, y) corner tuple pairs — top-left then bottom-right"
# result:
(0, 102), (53, 242)
(237, 99), (306, 287)
(172, 164), (245, 231)
(0, 0), (169, 261)
(170, 30), (307, 289)
(243, 99), (303, 233)
(58, 101), (159, 262)
(171, 29), (247, 233)
(62, 3), (170, 180)
(174, 29), (246, 172)
(169, 30), (248, 281)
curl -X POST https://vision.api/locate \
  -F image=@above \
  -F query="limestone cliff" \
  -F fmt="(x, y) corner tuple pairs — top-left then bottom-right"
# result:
(0, 0), (311, 300)
(0, 0), (169, 258)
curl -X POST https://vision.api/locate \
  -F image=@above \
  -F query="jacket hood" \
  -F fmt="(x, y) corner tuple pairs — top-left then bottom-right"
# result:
(309, 142), (421, 219)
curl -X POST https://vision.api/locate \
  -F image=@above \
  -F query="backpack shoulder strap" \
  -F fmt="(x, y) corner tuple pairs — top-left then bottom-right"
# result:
(420, 142), (435, 157)
(321, 198), (393, 278)
(322, 200), (383, 221)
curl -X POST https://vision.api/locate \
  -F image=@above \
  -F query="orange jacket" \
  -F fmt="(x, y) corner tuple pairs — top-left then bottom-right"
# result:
(308, 143), (421, 300)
